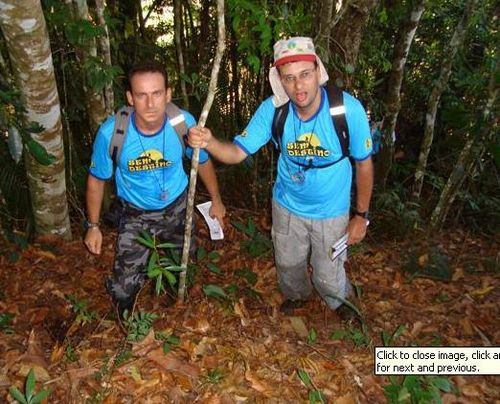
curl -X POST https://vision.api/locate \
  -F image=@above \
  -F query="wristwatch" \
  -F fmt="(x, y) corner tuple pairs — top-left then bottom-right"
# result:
(352, 209), (369, 220)
(85, 220), (100, 230)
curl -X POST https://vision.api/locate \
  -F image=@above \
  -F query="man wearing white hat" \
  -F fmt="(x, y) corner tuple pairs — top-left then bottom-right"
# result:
(189, 37), (373, 318)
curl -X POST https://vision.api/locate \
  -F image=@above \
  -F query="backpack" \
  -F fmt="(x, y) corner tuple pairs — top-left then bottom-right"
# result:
(109, 102), (188, 166)
(271, 84), (349, 170)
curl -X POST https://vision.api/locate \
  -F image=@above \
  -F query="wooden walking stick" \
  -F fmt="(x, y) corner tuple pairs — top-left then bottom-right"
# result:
(177, 0), (226, 303)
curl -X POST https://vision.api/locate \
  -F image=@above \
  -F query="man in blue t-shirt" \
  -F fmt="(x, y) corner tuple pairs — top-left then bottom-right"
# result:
(188, 37), (373, 318)
(84, 62), (226, 325)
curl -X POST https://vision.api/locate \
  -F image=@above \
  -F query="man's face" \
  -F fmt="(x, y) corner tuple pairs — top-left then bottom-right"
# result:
(126, 71), (171, 133)
(278, 60), (321, 117)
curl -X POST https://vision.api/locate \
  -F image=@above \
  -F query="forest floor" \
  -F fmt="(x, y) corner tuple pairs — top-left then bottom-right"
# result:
(0, 207), (499, 403)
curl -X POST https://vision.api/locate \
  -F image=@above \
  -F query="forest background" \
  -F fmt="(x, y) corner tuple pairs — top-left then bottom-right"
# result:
(0, 0), (498, 242)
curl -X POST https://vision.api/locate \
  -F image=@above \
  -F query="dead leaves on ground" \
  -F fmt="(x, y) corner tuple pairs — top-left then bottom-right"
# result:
(0, 221), (498, 402)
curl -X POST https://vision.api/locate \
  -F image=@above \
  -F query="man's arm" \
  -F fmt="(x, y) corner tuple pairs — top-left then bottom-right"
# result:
(198, 158), (226, 225)
(347, 156), (374, 245)
(188, 126), (248, 164)
(84, 175), (106, 254)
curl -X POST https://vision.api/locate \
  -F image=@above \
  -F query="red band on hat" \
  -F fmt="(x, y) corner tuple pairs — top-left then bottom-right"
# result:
(274, 54), (316, 67)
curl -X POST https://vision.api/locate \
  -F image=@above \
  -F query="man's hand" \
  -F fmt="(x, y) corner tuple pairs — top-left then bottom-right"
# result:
(84, 227), (103, 255)
(347, 215), (368, 245)
(188, 126), (213, 149)
(209, 199), (226, 229)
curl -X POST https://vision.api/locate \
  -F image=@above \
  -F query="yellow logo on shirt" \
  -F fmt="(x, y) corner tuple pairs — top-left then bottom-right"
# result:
(128, 149), (172, 172)
(286, 133), (331, 157)
(365, 138), (372, 150)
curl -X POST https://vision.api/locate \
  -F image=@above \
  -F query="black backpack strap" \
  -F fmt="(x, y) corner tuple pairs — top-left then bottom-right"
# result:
(110, 106), (134, 166)
(326, 84), (349, 158)
(271, 101), (290, 153)
(165, 102), (187, 154)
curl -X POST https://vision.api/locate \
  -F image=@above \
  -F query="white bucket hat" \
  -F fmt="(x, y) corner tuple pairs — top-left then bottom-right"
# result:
(269, 37), (329, 107)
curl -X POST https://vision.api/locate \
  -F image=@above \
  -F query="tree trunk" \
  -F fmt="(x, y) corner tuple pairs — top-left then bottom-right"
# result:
(412, 0), (478, 199)
(315, 0), (335, 53)
(94, 0), (115, 114)
(376, 0), (425, 189)
(329, 0), (379, 88)
(174, 0), (189, 108)
(430, 61), (498, 228)
(178, 0), (226, 303)
(0, 0), (72, 240)
(71, 0), (108, 134)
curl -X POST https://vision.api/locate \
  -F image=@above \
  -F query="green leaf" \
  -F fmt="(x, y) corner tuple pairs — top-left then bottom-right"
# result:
(25, 139), (56, 166)
(297, 368), (312, 387)
(207, 251), (220, 260)
(136, 235), (154, 248)
(31, 389), (51, 403)
(206, 262), (221, 274)
(307, 327), (317, 345)
(430, 376), (453, 393)
(9, 386), (28, 404)
(157, 242), (178, 249)
(165, 271), (177, 286)
(330, 330), (347, 340)
(25, 368), (35, 400)
(197, 247), (207, 261)
(202, 284), (228, 299)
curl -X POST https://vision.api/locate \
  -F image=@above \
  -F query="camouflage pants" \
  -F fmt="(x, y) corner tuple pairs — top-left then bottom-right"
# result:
(105, 190), (195, 303)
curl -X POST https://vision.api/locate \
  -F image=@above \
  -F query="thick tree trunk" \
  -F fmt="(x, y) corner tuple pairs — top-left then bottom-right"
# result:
(376, 0), (425, 189)
(430, 62), (498, 228)
(174, 0), (189, 109)
(95, 0), (114, 114)
(0, 0), (71, 239)
(178, 0), (226, 303)
(412, 0), (478, 199)
(329, 0), (379, 88)
(71, 0), (107, 134)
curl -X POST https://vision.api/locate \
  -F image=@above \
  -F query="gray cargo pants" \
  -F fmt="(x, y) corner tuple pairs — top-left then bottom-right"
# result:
(271, 200), (351, 309)
(105, 190), (195, 303)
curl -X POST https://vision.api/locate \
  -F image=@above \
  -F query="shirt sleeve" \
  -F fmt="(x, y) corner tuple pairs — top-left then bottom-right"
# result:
(345, 94), (373, 161)
(89, 116), (115, 180)
(233, 97), (275, 155)
(182, 110), (209, 164)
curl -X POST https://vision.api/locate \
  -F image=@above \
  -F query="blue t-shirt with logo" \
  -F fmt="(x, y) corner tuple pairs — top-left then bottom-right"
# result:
(234, 87), (372, 219)
(89, 110), (208, 210)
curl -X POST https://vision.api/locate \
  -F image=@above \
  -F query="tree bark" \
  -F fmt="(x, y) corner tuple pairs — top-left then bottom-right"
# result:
(376, 0), (425, 189)
(94, 0), (115, 114)
(174, 0), (189, 109)
(178, 0), (226, 303)
(412, 0), (479, 199)
(0, 0), (72, 239)
(71, 0), (108, 134)
(329, 0), (379, 88)
(315, 0), (335, 53)
(430, 60), (498, 228)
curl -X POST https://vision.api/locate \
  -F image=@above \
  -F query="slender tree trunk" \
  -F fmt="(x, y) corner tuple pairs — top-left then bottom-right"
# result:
(412, 0), (478, 199)
(95, 0), (114, 114)
(315, 0), (335, 52)
(178, 0), (226, 303)
(0, 0), (71, 239)
(430, 63), (498, 228)
(329, 0), (379, 88)
(71, 0), (107, 134)
(376, 0), (425, 189)
(174, 0), (189, 108)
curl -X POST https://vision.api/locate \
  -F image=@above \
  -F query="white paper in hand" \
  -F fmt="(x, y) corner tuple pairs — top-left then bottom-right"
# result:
(196, 201), (224, 240)
(329, 233), (348, 261)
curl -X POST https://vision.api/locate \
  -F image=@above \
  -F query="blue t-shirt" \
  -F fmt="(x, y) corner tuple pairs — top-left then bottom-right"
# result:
(89, 110), (209, 210)
(234, 87), (372, 219)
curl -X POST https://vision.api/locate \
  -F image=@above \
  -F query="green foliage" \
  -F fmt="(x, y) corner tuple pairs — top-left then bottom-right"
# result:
(155, 331), (180, 354)
(307, 327), (317, 345)
(297, 368), (326, 403)
(384, 375), (458, 404)
(232, 218), (272, 257)
(0, 312), (14, 334)
(123, 311), (158, 342)
(234, 268), (258, 286)
(65, 294), (97, 325)
(9, 368), (51, 404)
(65, 345), (79, 362)
(404, 247), (451, 281)
(381, 325), (407, 347)
(197, 247), (222, 274)
(203, 284), (229, 300)
(114, 350), (133, 367)
(136, 232), (182, 296)
(206, 368), (224, 384)
(330, 326), (370, 348)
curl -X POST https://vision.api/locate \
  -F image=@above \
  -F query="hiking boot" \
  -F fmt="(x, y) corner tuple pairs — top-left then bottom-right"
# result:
(114, 294), (138, 334)
(336, 303), (360, 324)
(279, 299), (305, 316)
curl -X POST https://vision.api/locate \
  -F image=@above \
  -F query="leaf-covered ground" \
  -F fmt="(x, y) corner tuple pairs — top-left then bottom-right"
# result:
(0, 209), (499, 403)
